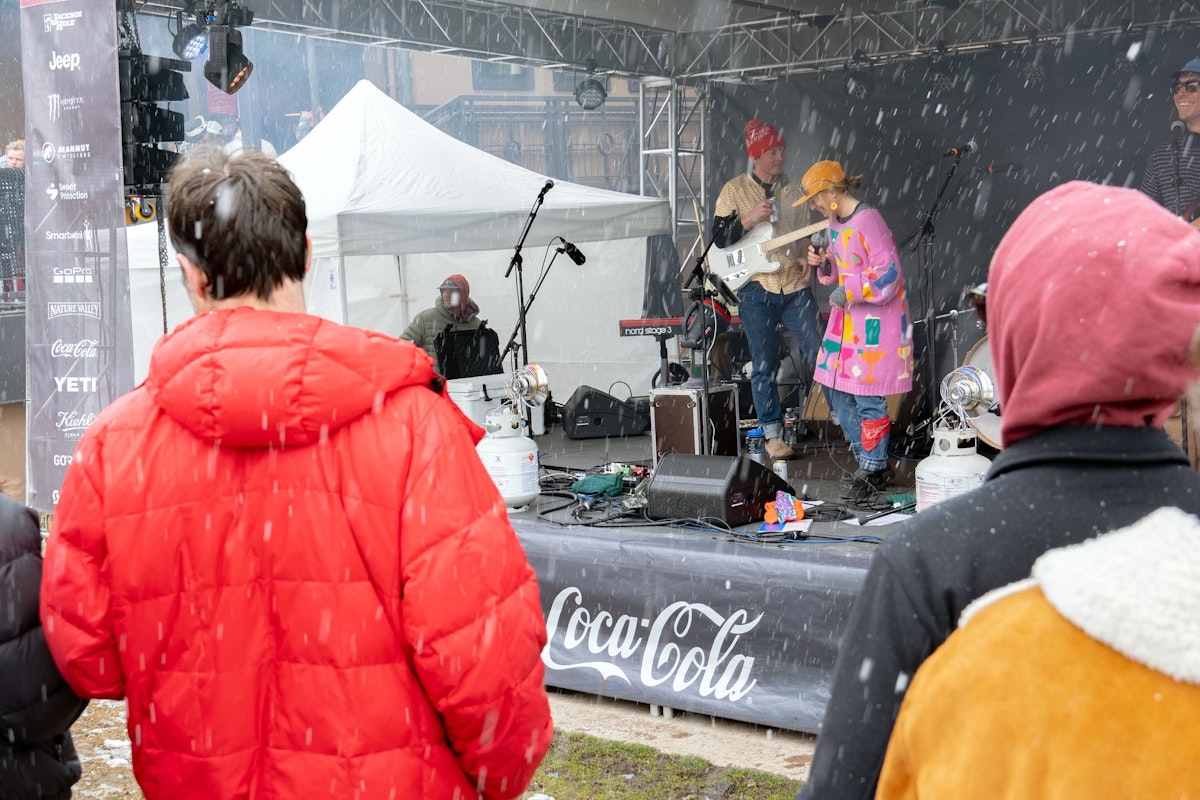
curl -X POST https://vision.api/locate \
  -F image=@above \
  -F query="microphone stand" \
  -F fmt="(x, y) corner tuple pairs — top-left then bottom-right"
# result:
(500, 241), (565, 369)
(900, 151), (963, 436)
(681, 228), (734, 456)
(1171, 125), (1191, 460)
(504, 184), (552, 369)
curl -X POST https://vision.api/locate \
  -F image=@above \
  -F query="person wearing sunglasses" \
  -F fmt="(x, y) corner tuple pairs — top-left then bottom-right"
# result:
(1139, 57), (1200, 225)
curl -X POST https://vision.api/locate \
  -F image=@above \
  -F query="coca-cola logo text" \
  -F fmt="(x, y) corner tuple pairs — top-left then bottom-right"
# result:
(52, 339), (99, 358)
(542, 587), (760, 702)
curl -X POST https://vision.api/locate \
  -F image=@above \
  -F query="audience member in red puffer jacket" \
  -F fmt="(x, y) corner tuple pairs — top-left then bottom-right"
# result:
(40, 147), (553, 800)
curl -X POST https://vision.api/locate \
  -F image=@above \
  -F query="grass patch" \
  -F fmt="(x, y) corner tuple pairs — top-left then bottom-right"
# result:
(521, 730), (802, 800)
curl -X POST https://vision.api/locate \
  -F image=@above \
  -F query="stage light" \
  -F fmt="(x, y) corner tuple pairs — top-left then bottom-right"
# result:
(927, 62), (957, 92)
(843, 50), (874, 100)
(574, 77), (607, 110)
(1018, 59), (1045, 88)
(205, 25), (253, 94)
(844, 69), (874, 100)
(172, 21), (208, 61)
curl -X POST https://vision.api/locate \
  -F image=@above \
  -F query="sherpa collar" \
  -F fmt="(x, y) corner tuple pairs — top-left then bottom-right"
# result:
(963, 506), (1200, 686)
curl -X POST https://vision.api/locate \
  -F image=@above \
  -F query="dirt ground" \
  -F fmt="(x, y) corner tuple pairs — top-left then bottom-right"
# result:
(71, 692), (814, 798)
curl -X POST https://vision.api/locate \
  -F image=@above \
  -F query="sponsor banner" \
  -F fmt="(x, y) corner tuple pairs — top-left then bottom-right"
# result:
(514, 519), (870, 734)
(22, 0), (134, 511)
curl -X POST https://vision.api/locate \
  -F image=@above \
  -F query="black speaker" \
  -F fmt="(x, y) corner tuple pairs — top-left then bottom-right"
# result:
(646, 453), (791, 527)
(562, 386), (649, 439)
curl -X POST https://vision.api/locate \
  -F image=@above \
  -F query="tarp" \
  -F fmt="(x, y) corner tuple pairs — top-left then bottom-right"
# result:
(279, 80), (671, 256)
(128, 80), (674, 400)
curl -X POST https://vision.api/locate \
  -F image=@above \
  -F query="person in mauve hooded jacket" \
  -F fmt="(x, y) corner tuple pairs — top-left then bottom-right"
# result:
(797, 181), (1200, 800)
(40, 147), (553, 800)
(1, 492), (86, 800)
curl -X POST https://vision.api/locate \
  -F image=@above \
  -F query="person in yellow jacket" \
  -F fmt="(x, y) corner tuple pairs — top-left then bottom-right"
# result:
(876, 501), (1200, 799)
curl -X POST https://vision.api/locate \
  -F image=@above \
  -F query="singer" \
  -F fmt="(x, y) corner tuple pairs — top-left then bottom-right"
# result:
(711, 119), (823, 460)
(800, 160), (913, 494)
(1139, 56), (1200, 222)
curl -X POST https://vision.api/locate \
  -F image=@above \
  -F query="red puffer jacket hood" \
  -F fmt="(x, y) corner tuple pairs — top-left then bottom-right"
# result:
(146, 306), (456, 446)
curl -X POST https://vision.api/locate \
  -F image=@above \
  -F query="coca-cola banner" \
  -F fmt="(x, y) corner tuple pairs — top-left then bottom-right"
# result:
(513, 519), (871, 733)
(21, 0), (134, 511)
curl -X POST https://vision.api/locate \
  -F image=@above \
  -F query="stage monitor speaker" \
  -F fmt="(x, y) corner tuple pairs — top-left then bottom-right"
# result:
(562, 385), (649, 439)
(646, 453), (790, 527)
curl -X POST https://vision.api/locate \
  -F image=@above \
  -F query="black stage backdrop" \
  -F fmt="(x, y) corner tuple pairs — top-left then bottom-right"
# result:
(708, 30), (1197, 430)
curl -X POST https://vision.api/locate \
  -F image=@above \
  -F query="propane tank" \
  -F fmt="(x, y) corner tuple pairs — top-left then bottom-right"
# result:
(915, 425), (992, 512)
(476, 405), (540, 509)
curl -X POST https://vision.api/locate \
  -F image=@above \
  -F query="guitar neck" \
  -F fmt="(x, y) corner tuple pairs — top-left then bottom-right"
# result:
(760, 219), (830, 253)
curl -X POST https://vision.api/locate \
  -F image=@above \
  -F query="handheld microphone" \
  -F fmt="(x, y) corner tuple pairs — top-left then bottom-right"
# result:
(538, 179), (554, 199)
(1172, 120), (1186, 138)
(943, 139), (977, 157)
(559, 239), (586, 265)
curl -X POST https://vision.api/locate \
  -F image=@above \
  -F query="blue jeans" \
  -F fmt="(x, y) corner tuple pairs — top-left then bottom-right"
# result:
(824, 389), (890, 471)
(736, 283), (822, 440)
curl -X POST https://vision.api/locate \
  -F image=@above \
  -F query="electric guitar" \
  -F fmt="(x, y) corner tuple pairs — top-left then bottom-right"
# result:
(707, 219), (830, 293)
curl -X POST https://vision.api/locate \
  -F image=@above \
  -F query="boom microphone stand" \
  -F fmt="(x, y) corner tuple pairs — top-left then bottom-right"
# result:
(900, 151), (965, 436)
(500, 240), (569, 369)
(504, 180), (554, 370)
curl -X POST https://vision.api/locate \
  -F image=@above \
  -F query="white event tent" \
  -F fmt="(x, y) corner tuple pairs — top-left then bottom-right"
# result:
(127, 79), (673, 402)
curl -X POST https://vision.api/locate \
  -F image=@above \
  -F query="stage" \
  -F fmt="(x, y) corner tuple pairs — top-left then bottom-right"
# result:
(509, 418), (919, 734)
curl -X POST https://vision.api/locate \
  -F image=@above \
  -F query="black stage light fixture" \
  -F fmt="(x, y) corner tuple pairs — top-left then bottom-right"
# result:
(172, 20), (208, 61)
(574, 76), (607, 110)
(204, 0), (255, 94)
(119, 49), (190, 193)
(843, 50), (874, 100)
(205, 25), (253, 94)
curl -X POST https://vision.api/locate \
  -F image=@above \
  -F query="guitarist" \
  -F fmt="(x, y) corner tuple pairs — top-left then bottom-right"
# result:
(712, 119), (822, 460)
(1140, 57), (1200, 224)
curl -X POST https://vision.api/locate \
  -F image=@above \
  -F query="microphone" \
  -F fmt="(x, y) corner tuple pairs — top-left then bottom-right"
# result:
(558, 239), (586, 265)
(943, 139), (977, 157)
(538, 179), (554, 199)
(1172, 120), (1186, 138)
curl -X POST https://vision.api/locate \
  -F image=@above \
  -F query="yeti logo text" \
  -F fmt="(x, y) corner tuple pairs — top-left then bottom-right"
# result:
(542, 587), (761, 702)
(54, 376), (99, 393)
(49, 51), (81, 71)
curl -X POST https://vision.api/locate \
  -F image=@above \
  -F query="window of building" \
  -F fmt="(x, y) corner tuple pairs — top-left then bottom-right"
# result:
(472, 62), (535, 91)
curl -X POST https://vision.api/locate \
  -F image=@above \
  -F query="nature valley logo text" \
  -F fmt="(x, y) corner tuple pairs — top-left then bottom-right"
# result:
(47, 302), (100, 320)
(542, 587), (761, 702)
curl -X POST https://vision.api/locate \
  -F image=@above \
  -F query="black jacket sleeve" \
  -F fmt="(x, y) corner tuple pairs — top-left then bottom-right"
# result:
(0, 496), (87, 799)
(796, 546), (942, 800)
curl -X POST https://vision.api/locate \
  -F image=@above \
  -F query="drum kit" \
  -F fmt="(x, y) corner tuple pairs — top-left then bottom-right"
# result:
(939, 282), (1002, 449)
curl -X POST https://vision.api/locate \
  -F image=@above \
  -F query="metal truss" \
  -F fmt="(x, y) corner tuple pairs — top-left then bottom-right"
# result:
(679, 0), (1200, 82)
(135, 0), (673, 75)
(638, 78), (709, 248)
(133, 0), (1200, 80)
